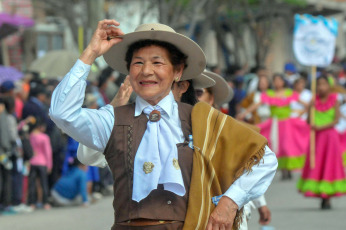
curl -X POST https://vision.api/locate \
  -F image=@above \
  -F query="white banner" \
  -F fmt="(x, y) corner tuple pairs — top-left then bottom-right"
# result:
(293, 14), (338, 67)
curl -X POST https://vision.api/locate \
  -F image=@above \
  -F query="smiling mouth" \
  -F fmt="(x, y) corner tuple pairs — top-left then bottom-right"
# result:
(140, 81), (158, 86)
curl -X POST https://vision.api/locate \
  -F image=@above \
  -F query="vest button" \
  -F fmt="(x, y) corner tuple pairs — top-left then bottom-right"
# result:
(167, 200), (172, 205)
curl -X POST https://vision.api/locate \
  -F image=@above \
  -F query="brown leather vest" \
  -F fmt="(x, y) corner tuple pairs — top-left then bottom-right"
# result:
(103, 102), (193, 229)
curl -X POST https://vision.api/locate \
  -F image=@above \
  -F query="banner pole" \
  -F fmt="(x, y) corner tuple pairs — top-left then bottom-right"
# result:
(78, 26), (84, 54)
(310, 65), (317, 169)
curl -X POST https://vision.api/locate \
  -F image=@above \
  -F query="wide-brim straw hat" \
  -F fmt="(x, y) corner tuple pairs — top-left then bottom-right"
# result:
(103, 23), (206, 81)
(203, 71), (234, 106)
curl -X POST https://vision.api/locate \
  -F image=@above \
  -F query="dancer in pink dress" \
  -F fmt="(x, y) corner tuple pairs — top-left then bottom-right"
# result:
(297, 76), (346, 209)
(239, 74), (310, 179)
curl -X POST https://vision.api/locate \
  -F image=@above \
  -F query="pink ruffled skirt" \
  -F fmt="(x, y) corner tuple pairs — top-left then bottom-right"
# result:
(258, 118), (310, 170)
(339, 131), (346, 166)
(297, 128), (346, 198)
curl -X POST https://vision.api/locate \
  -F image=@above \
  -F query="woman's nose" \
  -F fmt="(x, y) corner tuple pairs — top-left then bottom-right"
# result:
(141, 63), (154, 76)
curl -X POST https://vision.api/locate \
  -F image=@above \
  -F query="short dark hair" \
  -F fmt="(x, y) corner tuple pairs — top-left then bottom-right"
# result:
(28, 116), (46, 133)
(29, 82), (49, 98)
(317, 75), (329, 84)
(0, 96), (15, 113)
(179, 80), (198, 106)
(125, 39), (188, 72)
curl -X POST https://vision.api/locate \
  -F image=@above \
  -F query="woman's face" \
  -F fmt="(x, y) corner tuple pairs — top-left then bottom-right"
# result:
(129, 45), (183, 105)
(317, 78), (330, 96)
(294, 79), (305, 92)
(196, 88), (214, 106)
(258, 77), (269, 92)
(273, 76), (285, 90)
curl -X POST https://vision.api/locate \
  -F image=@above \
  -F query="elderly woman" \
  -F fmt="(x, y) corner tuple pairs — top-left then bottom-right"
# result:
(49, 19), (277, 230)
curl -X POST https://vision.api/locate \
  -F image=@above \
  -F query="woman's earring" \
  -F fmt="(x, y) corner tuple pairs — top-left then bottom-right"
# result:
(175, 77), (180, 82)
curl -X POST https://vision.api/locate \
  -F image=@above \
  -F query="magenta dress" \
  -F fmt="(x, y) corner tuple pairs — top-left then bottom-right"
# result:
(297, 93), (346, 198)
(258, 89), (310, 170)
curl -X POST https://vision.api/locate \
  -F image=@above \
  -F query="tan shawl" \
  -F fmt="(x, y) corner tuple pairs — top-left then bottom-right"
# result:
(183, 102), (267, 230)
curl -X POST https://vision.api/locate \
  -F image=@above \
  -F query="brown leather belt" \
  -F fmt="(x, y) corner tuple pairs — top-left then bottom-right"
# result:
(118, 219), (181, 226)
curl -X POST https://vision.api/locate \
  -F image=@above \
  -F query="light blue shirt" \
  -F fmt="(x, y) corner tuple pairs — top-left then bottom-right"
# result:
(49, 59), (278, 209)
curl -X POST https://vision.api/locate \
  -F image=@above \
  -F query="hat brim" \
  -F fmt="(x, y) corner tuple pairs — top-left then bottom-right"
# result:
(192, 74), (215, 89)
(103, 30), (206, 80)
(203, 71), (234, 106)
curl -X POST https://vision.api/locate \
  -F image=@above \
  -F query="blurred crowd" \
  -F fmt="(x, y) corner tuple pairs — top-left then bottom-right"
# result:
(0, 57), (345, 216)
(0, 67), (126, 215)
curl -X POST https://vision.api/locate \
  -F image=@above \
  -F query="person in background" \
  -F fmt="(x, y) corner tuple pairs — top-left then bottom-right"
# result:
(2, 96), (23, 212)
(297, 75), (346, 209)
(284, 62), (300, 88)
(196, 72), (272, 230)
(240, 195), (272, 230)
(246, 66), (269, 95)
(195, 71), (233, 109)
(239, 76), (271, 124)
(27, 118), (52, 210)
(0, 97), (14, 214)
(238, 74), (310, 179)
(0, 81), (23, 119)
(51, 158), (89, 207)
(83, 94), (102, 202)
(291, 77), (312, 121)
(22, 82), (53, 134)
(14, 116), (35, 213)
(227, 76), (246, 117)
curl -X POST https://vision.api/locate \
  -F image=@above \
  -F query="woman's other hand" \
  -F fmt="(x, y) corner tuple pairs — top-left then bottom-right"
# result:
(110, 75), (133, 107)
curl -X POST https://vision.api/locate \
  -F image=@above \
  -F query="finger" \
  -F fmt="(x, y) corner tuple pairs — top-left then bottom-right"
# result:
(206, 219), (213, 230)
(98, 19), (120, 29)
(124, 75), (131, 86)
(225, 224), (232, 230)
(127, 87), (133, 96)
(109, 37), (123, 46)
(212, 223), (220, 230)
(118, 83), (126, 95)
(106, 27), (125, 36)
(220, 224), (226, 230)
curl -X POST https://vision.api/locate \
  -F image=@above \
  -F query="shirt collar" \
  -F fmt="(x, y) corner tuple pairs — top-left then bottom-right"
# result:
(135, 91), (175, 118)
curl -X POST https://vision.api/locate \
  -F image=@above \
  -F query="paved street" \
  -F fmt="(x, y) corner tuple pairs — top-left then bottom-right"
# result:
(1, 172), (346, 230)
(248, 172), (346, 230)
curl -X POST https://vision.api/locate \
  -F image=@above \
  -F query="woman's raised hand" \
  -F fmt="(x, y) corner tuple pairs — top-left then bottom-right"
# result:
(80, 19), (124, 64)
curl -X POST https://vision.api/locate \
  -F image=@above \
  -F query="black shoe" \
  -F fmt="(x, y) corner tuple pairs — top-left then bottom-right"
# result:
(287, 171), (293, 180)
(281, 170), (289, 180)
(321, 199), (331, 210)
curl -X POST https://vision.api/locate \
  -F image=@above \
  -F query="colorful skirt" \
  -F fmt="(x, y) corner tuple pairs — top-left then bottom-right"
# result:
(339, 131), (346, 166)
(258, 117), (310, 170)
(297, 128), (346, 198)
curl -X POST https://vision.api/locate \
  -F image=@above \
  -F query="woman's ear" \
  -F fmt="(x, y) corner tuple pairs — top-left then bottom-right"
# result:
(174, 64), (184, 82)
(179, 81), (190, 94)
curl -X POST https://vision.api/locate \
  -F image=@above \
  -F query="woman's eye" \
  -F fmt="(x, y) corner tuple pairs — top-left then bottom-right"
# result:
(154, 62), (162, 65)
(133, 62), (143, 65)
